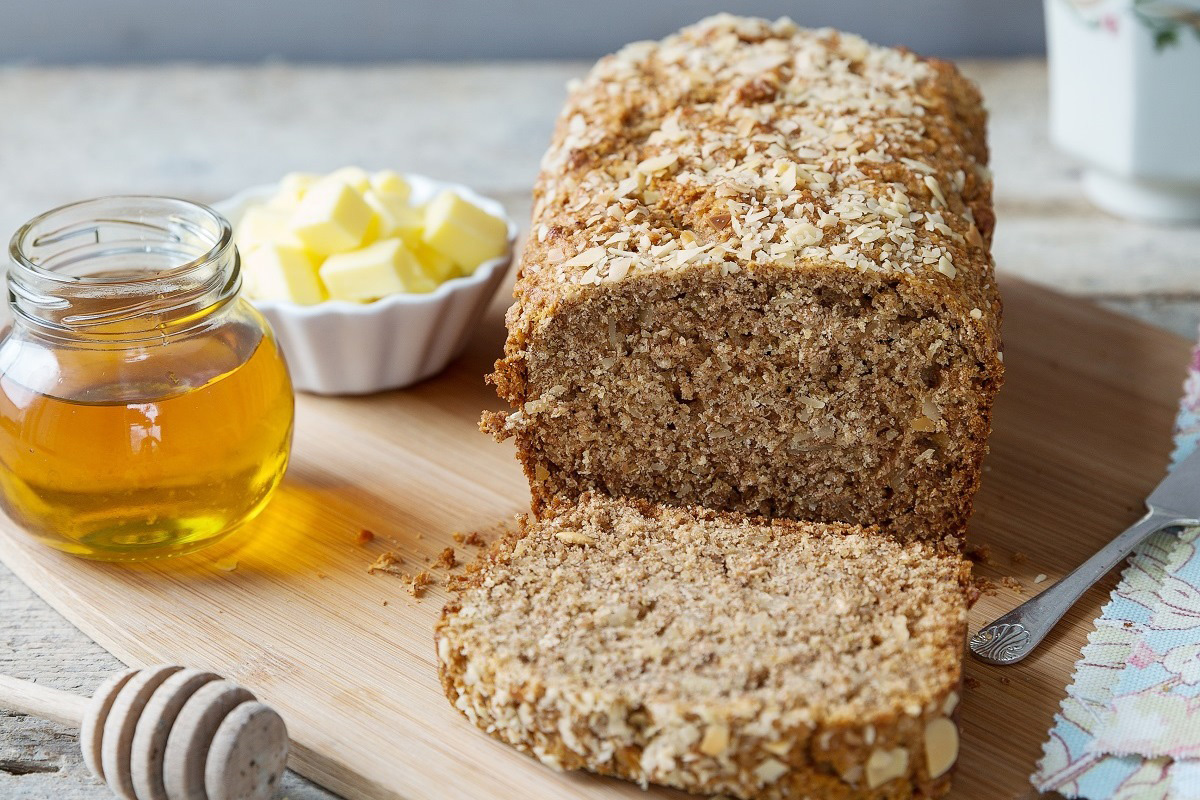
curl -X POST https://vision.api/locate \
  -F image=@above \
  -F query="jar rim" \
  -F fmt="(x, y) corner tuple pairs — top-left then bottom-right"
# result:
(8, 195), (233, 285)
(6, 195), (241, 341)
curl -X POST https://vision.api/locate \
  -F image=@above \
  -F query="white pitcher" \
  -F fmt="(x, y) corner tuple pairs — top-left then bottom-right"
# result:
(1046, 0), (1200, 222)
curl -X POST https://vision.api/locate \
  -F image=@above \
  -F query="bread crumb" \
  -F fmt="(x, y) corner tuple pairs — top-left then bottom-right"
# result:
(215, 557), (239, 572)
(973, 577), (998, 597)
(964, 675), (981, 690)
(998, 675), (1012, 685)
(453, 530), (486, 546)
(382, 600), (389, 607)
(1011, 551), (1028, 565)
(357, 529), (376, 545)
(434, 547), (458, 569)
(1033, 573), (1048, 584)
(368, 552), (435, 598)
(409, 571), (433, 597)
(368, 551), (405, 577)
(999, 576), (1024, 595)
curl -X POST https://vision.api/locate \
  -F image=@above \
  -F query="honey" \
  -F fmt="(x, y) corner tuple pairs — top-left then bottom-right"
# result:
(0, 321), (292, 559)
(2, 196), (295, 561)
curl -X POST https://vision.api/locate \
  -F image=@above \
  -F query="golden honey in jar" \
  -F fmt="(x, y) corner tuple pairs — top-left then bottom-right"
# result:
(0, 196), (294, 560)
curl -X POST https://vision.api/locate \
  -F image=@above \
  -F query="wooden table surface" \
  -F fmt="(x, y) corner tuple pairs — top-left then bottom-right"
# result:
(1, 58), (1198, 799)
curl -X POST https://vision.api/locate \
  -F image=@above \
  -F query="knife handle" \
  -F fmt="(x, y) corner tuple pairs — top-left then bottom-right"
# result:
(969, 507), (1179, 665)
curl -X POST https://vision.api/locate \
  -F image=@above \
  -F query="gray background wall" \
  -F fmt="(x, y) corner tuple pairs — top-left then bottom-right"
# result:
(2, 1), (1046, 63)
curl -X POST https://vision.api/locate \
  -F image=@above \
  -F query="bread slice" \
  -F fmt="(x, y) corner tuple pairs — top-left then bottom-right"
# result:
(436, 495), (971, 799)
(483, 14), (1003, 543)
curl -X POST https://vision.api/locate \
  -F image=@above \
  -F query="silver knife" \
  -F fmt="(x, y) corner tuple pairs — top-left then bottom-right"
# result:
(970, 445), (1200, 665)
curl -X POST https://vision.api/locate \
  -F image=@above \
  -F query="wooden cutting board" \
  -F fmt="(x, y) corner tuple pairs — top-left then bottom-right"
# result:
(0, 276), (1190, 800)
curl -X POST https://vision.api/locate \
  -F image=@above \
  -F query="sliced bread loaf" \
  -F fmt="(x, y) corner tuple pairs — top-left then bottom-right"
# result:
(436, 495), (971, 799)
(483, 14), (1003, 543)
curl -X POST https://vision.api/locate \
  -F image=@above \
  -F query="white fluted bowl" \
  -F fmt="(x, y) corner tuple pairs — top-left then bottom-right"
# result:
(212, 175), (514, 395)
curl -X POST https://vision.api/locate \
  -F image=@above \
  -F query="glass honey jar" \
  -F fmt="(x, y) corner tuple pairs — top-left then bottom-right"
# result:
(1, 196), (294, 561)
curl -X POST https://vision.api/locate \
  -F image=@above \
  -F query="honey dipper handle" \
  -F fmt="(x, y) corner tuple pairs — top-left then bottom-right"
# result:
(0, 673), (89, 727)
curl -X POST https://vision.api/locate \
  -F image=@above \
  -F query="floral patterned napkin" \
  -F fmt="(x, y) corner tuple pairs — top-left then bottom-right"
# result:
(1035, 339), (1200, 798)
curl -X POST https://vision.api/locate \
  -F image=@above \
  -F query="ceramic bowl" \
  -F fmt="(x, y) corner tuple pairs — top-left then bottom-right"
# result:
(212, 174), (514, 395)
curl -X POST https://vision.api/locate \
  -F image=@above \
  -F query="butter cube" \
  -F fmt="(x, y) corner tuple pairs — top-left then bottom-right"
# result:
(267, 172), (318, 211)
(244, 245), (326, 305)
(361, 190), (401, 241)
(389, 203), (425, 247)
(370, 170), (411, 204)
(290, 178), (374, 255)
(326, 166), (372, 193)
(236, 206), (302, 253)
(280, 171), (318, 193)
(411, 241), (461, 283)
(319, 239), (435, 301)
(360, 188), (424, 245)
(422, 191), (508, 271)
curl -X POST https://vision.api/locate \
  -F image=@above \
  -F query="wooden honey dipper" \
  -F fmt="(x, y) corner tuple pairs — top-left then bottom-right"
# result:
(0, 665), (288, 800)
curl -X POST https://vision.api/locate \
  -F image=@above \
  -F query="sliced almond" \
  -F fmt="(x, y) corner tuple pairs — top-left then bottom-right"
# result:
(636, 153), (678, 173)
(865, 746), (909, 788)
(698, 723), (730, 756)
(924, 718), (959, 778)
(561, 246), (607, 269)
(923, 175), (946, 206)
(762, 738), (793, 756)
(615, 176), (641, 197)
(936, 254), (956, 278)
(754, 757), (789, 785)
(554, 530), (596, 546)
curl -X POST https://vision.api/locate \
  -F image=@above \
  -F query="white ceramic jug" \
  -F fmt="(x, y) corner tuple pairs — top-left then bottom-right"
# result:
(1046, 0), (1200, 222)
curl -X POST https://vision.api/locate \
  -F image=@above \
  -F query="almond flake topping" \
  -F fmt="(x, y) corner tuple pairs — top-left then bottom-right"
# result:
(900, 157), (935, 174)
(554, 529), (597, 546)
(637, 153), (679, 174)
(936, 254), (956, 279)
(923, 175), (947, 207)
(525, 13), (990, 290)
(562, 246), (608, 269)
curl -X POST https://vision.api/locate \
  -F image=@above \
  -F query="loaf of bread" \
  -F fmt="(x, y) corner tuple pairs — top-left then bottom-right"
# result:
(437, 494), (971, 799)
(483, 14), (1003, 543)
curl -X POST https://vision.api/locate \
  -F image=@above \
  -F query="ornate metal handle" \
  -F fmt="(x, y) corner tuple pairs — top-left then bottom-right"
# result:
(970, 508), (1183, 665)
